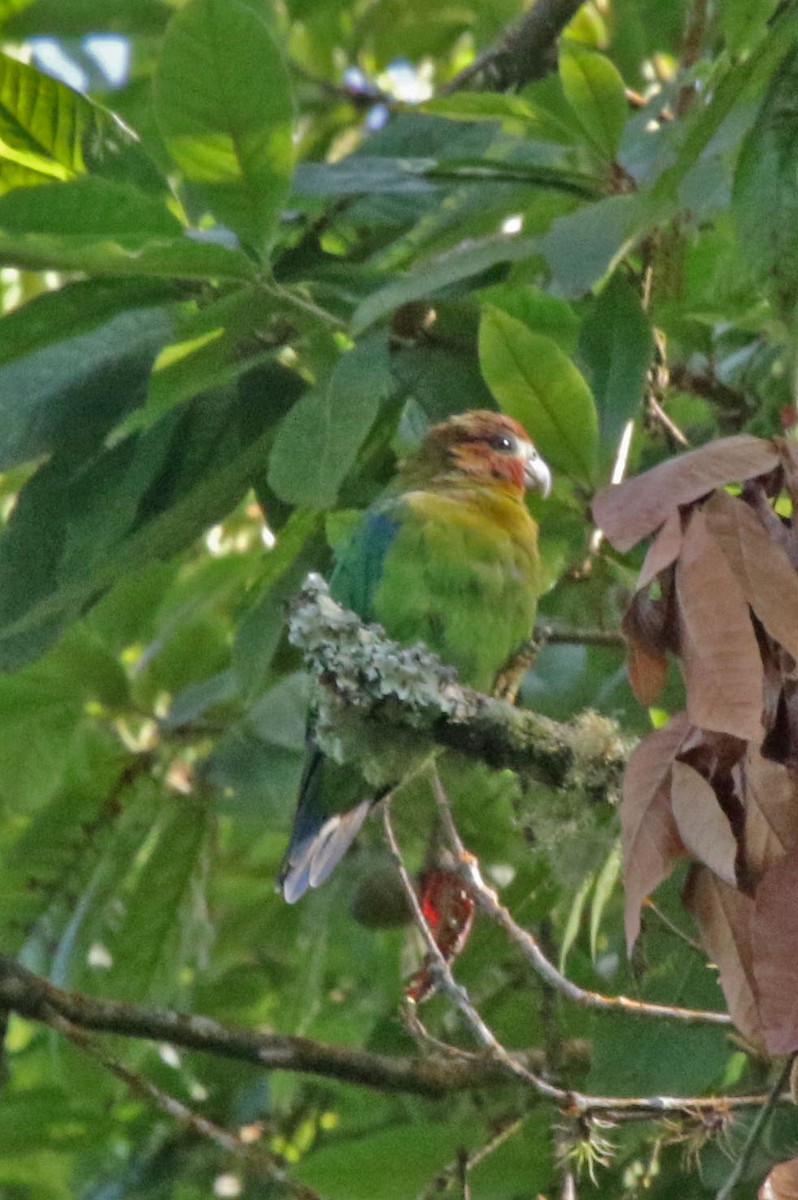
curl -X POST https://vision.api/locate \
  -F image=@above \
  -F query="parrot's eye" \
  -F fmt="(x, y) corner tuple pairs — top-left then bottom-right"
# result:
(488, 434), (515, 454)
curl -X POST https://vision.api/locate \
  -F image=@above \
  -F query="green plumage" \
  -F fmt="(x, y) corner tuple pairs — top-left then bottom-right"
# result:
(280, 410), (549, 902)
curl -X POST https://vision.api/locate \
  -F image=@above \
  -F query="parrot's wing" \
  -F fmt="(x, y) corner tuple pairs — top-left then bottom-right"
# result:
(279, 747), (387, 904)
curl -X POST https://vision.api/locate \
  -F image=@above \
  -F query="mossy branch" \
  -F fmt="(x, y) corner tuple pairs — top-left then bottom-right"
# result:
(287, 574), (630, 804)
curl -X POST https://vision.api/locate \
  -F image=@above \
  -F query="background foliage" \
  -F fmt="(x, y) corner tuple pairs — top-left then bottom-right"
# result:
(0, 0), (796, 1196)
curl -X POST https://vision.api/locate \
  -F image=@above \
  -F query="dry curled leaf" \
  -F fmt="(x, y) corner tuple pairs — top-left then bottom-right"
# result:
(739, 747), (798, 879)
(676, 509), (764, 742)
(760, 1158), (798, 1200)
(621, 713), (690, 950)
(592, 434), (779, 552)
(670, 761), (738, 887)
(704, 490), (798, 663)
(637, 509), (683, 590)
(752, 847), (798, 1055)
(684, 864), (762, 1049)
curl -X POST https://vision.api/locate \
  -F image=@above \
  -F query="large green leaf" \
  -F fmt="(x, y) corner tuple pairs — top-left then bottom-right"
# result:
(0, 177), (255, 277)
(0, 49), (164, 192)
(733, 43), (798, 319)
(268, 331), (391, 506)
(539, 193), (642, 296)
(155, 0), (294, 255)
(578, 273), (652, 456)
(559, 42), (628, 162)
(0, 304), (172, 469)
(0, 364), (301, 670)
(351, 234), (539, 333)
(5, 0), (168, 36)
(479, 305), (599, 484)
(0, 277), (182, 369)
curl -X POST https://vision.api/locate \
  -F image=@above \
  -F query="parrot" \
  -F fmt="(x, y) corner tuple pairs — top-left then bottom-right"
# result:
(279, 409), (551, 903)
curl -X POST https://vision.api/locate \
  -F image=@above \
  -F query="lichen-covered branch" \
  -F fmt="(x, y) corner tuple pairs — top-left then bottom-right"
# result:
(287, 574), (629, 801)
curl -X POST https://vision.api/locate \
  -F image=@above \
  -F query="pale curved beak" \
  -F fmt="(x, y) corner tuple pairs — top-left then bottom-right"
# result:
(522, 443), (552, 498)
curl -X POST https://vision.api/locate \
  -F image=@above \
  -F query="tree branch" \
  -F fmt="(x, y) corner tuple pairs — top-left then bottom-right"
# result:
(0, 956), (780, 1121)
(443, 0), (588, 94)
(0, 955), (521, 1099)
(287, 574), (629, 799)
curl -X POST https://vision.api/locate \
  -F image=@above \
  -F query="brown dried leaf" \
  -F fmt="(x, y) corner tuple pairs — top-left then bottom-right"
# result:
(704, 490), (798, 663)
(759, 1158), (798, 1200)
(592, 435), (779, 553)
(627, 642), (669, 705)
(684, 864), (762, 1047)
(637, 510), (683, 590)
(739, 747), (798, 878)
(676, 509), (764, 742)
(671, 761), (738, 886)
(752, 847), (798, 1054)
(621, 713), (690, 950)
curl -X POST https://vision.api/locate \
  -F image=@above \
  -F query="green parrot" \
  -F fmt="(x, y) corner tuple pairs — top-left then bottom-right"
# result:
(279, 409), (551, 902)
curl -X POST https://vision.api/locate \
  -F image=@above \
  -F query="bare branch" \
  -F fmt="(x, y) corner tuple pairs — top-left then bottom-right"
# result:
(429, 772), (732, 1028)
(46, 1006), (314, 1198)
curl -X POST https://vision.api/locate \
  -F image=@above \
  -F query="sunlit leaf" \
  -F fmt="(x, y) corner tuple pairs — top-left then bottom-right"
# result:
(155, 0), (294, 254)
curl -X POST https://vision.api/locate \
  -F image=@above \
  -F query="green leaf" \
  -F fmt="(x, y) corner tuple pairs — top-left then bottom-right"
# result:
(0, 49), (165, 192)
(0, 175), (180, 236)
(0, 277), (182, 369)
(268, 332), (391, 506)
(351, 234), (539, 334)
(296, 1120), (485, 1200)
(479, 282), (579, 352)
(540, 193), (642, 296)
(559, 869), (594, 970)
(722, 0), (773, 54)
(294, 157), (437, 197)
(559, 42), (628, 161)
(423, 92), (577, 142)
(0, 305), (172, 469)
(479, 306), (599, 484)
(733, 43), (798, 318)
(0, 178), (255, 278)
(578, 273), (652, 455)
(590, 840), (622, 960)
(102, 797), (211, 1001)
(0, 365), (301, 670)
(155, 0), (294, 254)
(648, 11), (798, 213)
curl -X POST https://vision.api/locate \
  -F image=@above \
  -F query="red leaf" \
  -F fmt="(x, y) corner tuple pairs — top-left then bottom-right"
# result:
(621, 713), (690, 950)
(684, 865), (762, 1047)
(405, 869), (476, 1004)
(592, 435), (779, 552)
(752, 848), (798, 1054)
(676, 509), (764, 741)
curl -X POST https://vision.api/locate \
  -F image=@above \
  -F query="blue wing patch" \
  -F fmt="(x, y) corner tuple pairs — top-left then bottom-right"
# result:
(329, 504), (402, 619)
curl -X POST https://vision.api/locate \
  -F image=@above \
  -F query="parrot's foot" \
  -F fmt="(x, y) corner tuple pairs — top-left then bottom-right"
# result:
(492, 638), (539, 704)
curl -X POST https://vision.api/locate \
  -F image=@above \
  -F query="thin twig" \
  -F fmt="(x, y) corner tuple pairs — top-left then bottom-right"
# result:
(429, 772), (731, 1027)
(644, 899), (705, 956)
(43, 1005), (318, 1200)
(715, 1056), (795, 1200)
(381, 799), (563, 1100)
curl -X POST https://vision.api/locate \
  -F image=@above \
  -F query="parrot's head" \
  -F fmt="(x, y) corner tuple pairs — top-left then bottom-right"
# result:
(405, 410), (552, 498)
